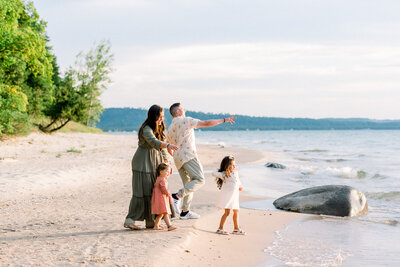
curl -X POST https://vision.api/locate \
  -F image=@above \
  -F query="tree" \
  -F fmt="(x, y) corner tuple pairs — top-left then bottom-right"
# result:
(1, 1), (112, 135)
(0, 0), (54, 135)
(40, 41), (114, 132)
(75, 40), (114, 126)
(18, 2), (54, 117)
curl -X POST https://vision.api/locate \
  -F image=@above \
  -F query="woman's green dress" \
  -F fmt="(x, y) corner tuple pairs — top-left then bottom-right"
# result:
(124, 125), (168, 227)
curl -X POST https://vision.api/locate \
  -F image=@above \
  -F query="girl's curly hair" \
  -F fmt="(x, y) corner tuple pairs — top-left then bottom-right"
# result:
(216, 156), (235, 190)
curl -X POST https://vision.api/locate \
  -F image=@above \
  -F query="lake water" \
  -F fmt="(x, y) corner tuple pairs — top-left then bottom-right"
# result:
(193, 130), (400, 266)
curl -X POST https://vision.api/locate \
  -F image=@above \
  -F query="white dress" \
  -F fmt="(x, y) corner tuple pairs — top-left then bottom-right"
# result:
(212, 170), (242, 210)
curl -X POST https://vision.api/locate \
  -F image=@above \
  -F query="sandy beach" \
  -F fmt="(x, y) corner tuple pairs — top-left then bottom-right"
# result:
(0, 132), (299, 266)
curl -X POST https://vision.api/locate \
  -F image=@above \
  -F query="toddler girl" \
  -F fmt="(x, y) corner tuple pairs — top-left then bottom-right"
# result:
(212, 156), (245, 235)
(151, 163), (178, 231)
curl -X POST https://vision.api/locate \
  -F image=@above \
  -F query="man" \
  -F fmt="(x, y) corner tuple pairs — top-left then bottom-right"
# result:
(167, 103), (236, 219)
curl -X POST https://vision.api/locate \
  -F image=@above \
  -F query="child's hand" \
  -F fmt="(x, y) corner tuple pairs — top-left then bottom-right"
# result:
(239, 186), (243, 192)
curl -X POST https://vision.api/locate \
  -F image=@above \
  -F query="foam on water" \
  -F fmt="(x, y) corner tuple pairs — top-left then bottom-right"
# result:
(365, 191), (400, 203)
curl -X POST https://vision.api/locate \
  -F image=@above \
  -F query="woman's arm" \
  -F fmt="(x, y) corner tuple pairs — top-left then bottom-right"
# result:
(142, 126), (179, 151)
(142, 126), (163, 149)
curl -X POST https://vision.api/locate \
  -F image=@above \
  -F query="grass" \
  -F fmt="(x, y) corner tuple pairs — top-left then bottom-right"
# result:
(59, 121), (102, 134)
(66, 148), (82, 153)
(33, 117), (102, 134)
(1, 117), (102, 139)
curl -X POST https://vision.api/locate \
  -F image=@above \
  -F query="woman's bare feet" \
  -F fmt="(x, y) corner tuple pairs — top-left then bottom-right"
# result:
(124, 224), (141, 230)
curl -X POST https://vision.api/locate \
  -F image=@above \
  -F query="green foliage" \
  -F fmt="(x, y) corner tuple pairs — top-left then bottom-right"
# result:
(0, 0), (54, 115)
(0, 0), (54, 135)
(0, 84), (28, 134)
(41, 41), (114, 132)
(74, 40), (114, 126)
(40, 68), (82, 132)
(1, 1), (110, 136)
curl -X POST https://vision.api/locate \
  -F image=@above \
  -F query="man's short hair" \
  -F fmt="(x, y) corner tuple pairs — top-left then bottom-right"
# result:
(169, 103), (181, 116)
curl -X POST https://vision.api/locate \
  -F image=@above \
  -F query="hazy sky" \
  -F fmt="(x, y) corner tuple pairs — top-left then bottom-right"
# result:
(33, 0), (400, 119)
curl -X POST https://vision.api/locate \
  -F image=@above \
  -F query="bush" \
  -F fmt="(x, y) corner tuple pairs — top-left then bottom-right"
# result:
(0, 85), (29, 135)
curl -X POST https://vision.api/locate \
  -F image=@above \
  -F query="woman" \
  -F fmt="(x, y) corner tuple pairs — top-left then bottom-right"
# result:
(124, 105), (179, 230)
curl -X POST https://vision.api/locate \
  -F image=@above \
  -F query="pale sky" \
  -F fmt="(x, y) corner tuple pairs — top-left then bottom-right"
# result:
(33, 0), (400, 119)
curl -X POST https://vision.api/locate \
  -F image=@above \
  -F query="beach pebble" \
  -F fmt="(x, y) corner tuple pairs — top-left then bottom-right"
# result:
(264, 162), (286, 169)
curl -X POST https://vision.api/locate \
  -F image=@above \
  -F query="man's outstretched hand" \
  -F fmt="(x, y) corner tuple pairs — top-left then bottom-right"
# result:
(225, 115), (237, 125)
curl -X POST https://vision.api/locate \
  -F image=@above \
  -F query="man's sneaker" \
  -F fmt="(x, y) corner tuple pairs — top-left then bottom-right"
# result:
(172, 198), (181, 214)
(180, 211), (200, 220)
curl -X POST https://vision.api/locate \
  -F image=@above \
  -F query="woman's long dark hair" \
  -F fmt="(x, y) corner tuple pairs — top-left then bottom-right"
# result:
(138, 105), (166, 142)
(216, 156), (235, 190)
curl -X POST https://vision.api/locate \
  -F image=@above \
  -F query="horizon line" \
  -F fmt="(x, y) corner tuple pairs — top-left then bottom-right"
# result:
(103, 107), (400, 121)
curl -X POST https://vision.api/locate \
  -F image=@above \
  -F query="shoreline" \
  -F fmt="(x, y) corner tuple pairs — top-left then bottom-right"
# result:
(160, 142), (301, 267)
(0, 132), (301, 266)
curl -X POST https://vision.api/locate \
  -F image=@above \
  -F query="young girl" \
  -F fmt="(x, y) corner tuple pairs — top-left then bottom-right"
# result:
(151, 163), (178, 231)
(212, 156), (246, 235)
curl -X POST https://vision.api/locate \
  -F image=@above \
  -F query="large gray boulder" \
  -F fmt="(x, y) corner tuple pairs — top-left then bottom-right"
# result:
(273, 185), (368, 217)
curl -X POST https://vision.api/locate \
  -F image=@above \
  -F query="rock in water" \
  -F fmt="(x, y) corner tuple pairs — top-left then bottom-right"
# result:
(265, 162), (286, 169)
(273, 185), (368, 217)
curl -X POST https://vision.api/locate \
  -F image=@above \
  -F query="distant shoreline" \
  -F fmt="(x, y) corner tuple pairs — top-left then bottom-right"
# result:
(105, 129), (400, 135)
(97, 108), (400, 132)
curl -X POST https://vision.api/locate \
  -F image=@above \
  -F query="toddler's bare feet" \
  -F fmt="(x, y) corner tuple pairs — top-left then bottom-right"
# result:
(168, 225), (178, 231)
(153, 225), (164, 230)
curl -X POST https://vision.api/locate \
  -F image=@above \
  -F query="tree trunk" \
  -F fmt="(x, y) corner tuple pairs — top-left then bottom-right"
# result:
(49, 119), (71, 132)
(39, 118), (58, 132)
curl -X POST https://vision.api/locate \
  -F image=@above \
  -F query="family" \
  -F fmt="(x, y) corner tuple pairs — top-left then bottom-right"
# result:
(123, 103), (245, 234)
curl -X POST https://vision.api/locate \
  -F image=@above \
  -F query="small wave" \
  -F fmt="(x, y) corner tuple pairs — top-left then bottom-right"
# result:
(371, 173), (388, 179)
(326, 166), (367, 179)
(365, 191), (400, 203)
(383, 220), (399, 226)
(295, 165), (317, 175)
(325, 158), (347, 163)
(267, 227), (351, 267)
(359, 217), (399, 227)
(296, 158), (312, 162)
(299, 149), (329, 153)
(356, 170), (367, 178)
